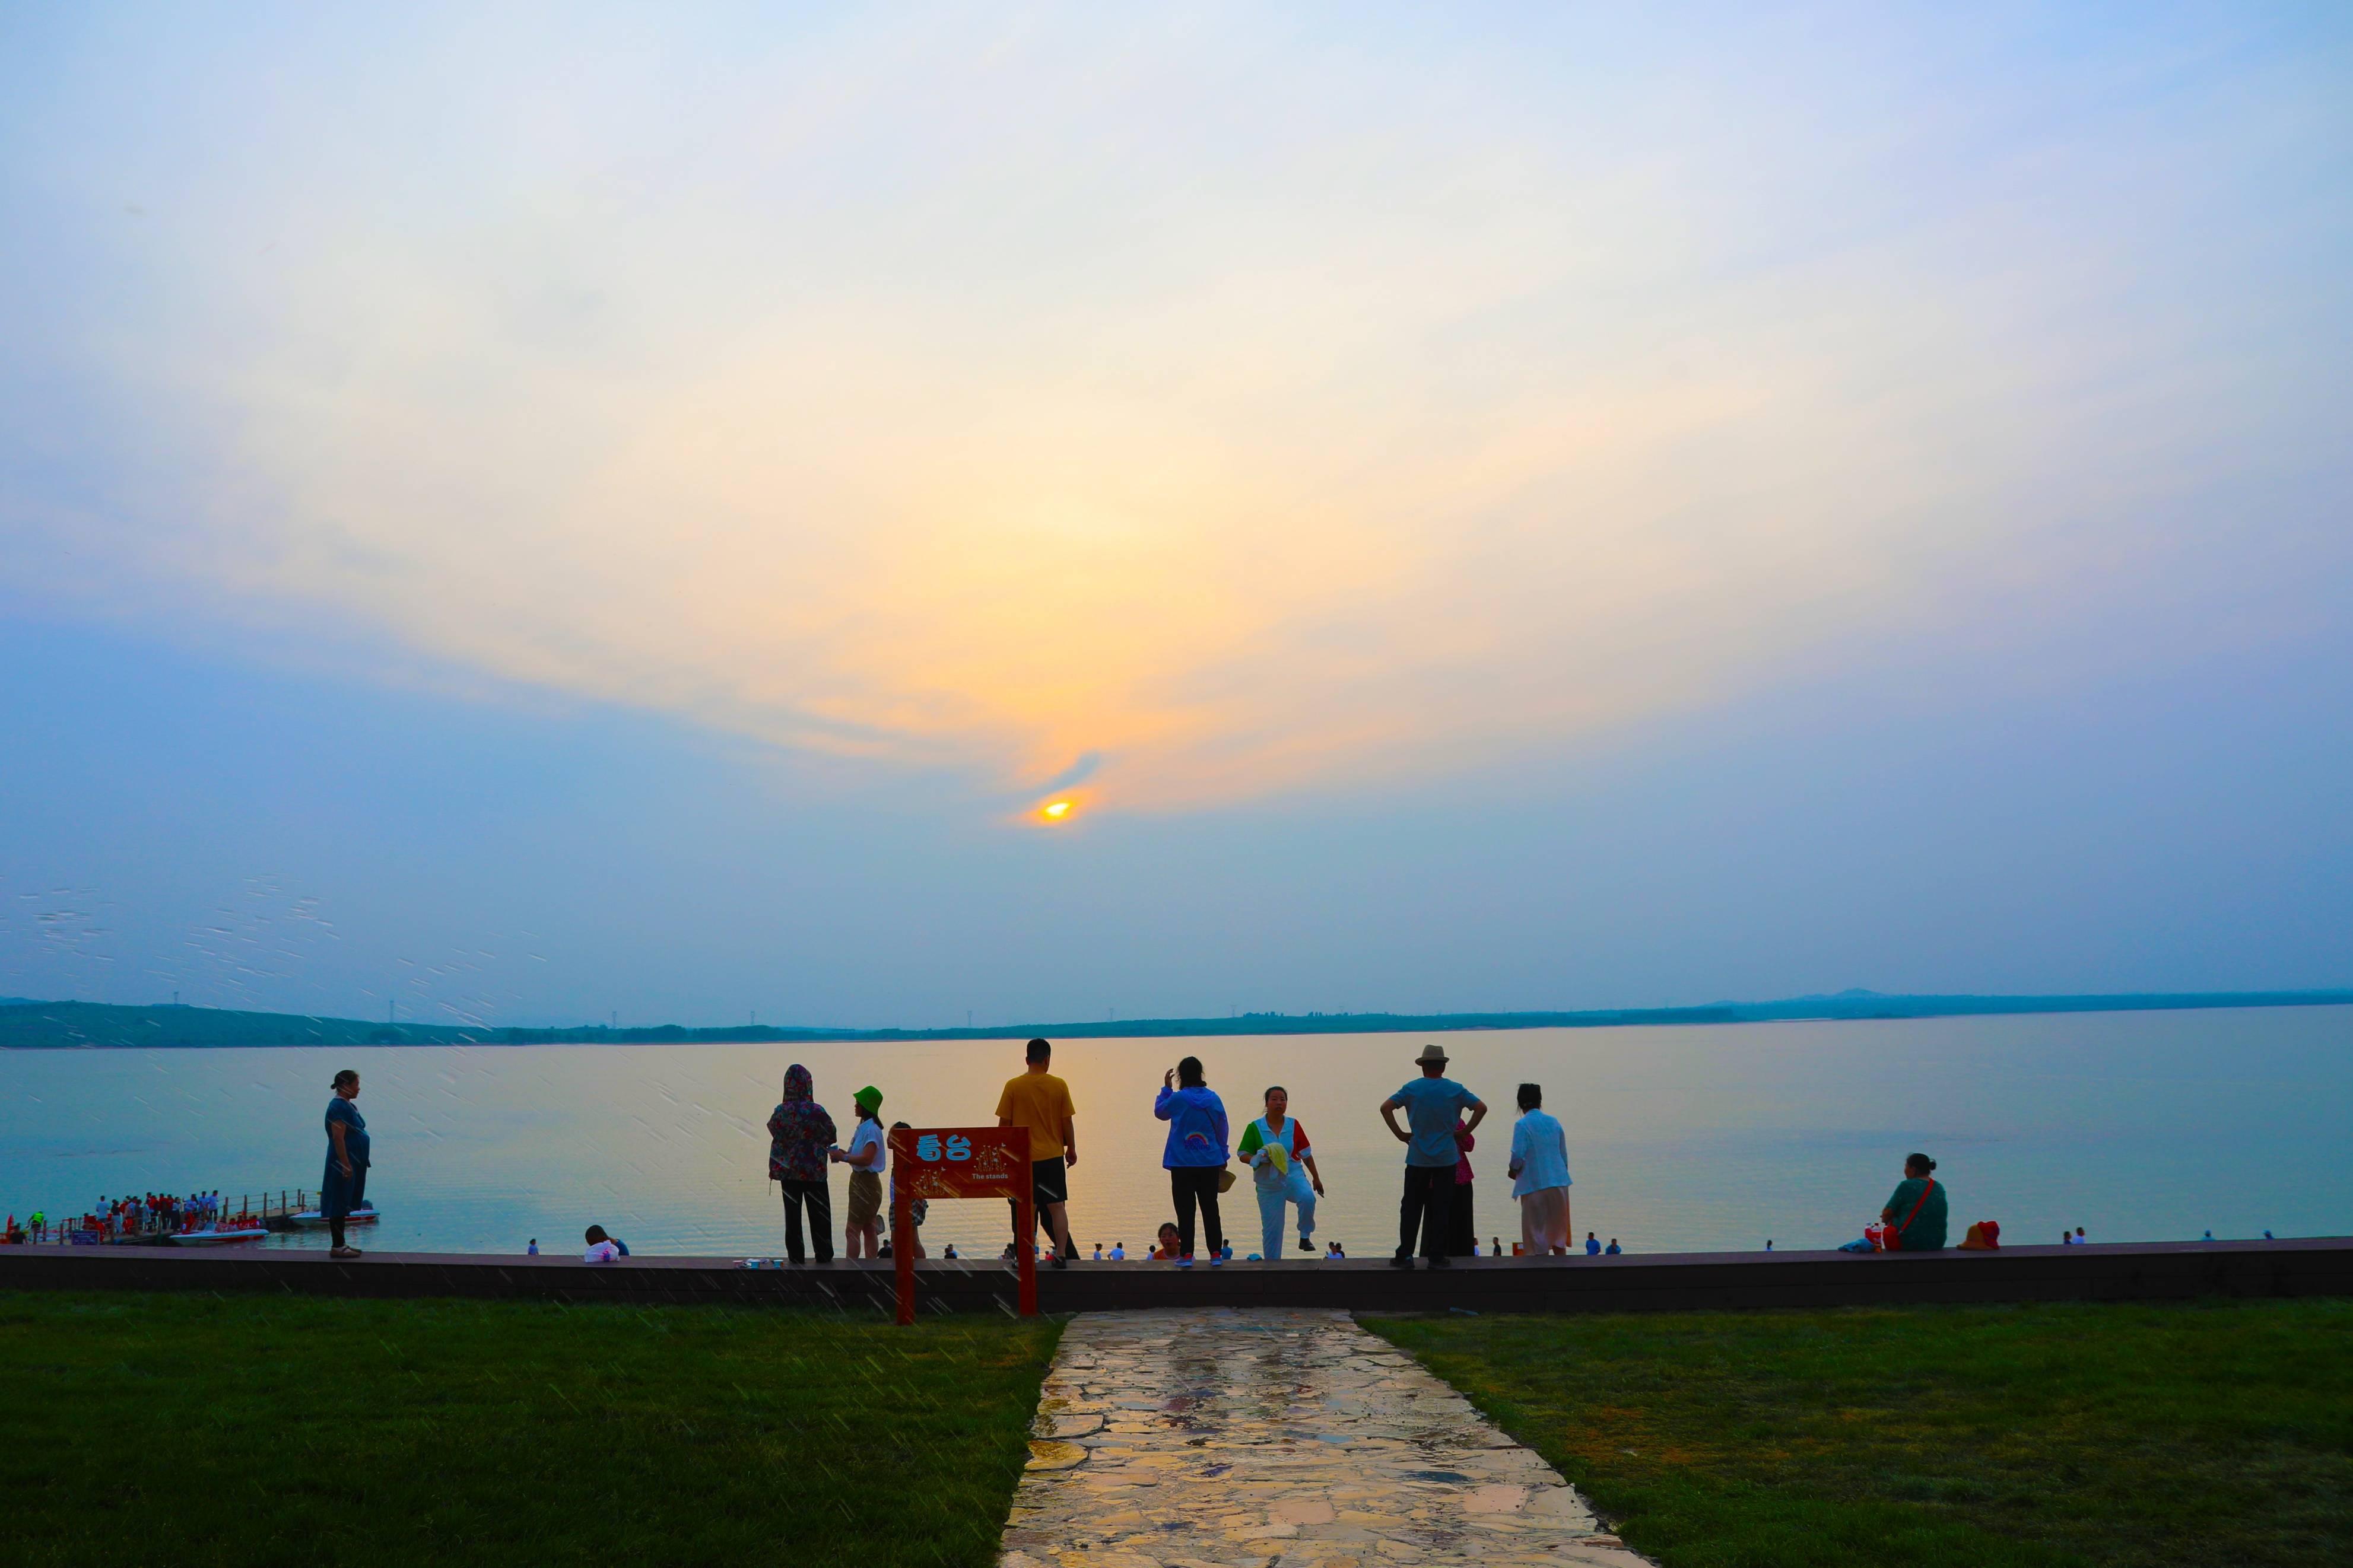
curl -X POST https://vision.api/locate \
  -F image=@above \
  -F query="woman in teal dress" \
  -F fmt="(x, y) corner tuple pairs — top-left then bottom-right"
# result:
(1881, 1152), (1948, 1251)
(322, 1068), (370, 1259)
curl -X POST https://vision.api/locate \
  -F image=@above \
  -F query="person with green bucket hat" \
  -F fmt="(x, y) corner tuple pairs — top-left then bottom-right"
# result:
(832, 1084), (888, 1258)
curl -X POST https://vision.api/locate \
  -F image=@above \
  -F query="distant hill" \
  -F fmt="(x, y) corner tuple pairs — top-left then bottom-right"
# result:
(3, 990), (2348, 1049)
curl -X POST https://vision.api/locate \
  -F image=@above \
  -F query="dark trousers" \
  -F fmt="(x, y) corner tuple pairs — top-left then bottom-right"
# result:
(1170, 1168), (1225, 1258)
(323, 1163), (366, 1249)
(1446, 1179), (1476, 1257)
(1010, 1157), (1070, 1249)
(1399, 1165), (1454, 1261)
(777, 1178), (833, 1263)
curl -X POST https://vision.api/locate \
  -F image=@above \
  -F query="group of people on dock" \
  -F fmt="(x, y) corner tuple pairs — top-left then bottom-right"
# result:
(2, 1189), (252, 1247)
(764, 1036), (1620, 1268)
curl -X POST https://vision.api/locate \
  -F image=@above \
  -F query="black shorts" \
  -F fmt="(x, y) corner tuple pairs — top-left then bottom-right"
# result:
(1030, 1156), (1068, 1208)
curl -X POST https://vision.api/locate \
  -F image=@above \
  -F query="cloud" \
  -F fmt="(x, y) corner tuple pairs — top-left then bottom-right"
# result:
(5, 7), (2348, 811)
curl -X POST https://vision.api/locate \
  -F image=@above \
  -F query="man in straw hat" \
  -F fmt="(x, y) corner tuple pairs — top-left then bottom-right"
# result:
(1380, 1044), (1487, 1270)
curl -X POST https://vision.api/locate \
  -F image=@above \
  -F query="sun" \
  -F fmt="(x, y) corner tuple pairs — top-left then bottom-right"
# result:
(1040, 800), (1074, 821)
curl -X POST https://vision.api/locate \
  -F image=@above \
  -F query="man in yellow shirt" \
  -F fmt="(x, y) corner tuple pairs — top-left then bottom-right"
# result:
(995, 1037), (1077, 1268)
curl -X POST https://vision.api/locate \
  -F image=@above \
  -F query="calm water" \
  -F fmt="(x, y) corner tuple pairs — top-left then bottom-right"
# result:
(5, 1007), (2349, 1260)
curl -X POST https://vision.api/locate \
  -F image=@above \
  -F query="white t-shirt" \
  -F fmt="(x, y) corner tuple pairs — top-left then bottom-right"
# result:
(848, 1119), (887, 1176)
(583, 1240), (621, 1262)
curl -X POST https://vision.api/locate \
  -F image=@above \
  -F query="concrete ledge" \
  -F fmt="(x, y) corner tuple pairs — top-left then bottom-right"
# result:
(5, 1237), (2348, 1316)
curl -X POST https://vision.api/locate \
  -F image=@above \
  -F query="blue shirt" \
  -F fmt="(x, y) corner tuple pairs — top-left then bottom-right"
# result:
(325, 1097), (369, 1168)
(1392, 1076), (1478, 1168)
(1154, 1085), (1230, 1168)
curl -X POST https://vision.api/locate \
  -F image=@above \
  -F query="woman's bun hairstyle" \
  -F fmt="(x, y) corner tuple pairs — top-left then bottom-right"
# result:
(1907, 1152), (1936, 1173)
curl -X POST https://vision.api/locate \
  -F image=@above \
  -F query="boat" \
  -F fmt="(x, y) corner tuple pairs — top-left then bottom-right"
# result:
(166, 1226), (269, 1246)
(285, 1204), (379, 1227)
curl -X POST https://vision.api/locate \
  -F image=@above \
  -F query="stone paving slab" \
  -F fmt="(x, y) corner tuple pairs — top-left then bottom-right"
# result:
(1001, 1308), (1653, 1568)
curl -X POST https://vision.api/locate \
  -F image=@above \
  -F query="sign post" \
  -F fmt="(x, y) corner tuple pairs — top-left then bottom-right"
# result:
(890, 1125), (1038, 1325)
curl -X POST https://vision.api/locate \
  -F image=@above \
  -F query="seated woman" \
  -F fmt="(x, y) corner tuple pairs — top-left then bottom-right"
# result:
(1880, 1153), (1948, 1251)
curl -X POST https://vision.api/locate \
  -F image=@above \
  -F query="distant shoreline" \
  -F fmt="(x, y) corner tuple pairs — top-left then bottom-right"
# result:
(3, 990), (2348, 1049)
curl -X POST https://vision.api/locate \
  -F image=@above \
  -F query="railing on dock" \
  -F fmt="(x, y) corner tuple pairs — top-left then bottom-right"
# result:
(5, 1185), (312, 1246)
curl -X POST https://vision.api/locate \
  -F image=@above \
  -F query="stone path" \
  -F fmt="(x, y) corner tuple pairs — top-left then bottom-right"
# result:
(1001, 1308), (1653, 1568)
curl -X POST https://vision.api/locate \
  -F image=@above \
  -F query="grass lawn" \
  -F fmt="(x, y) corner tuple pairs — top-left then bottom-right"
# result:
(1366, 1297), (2353, 1568)
(0, 1292), (1061, 1568)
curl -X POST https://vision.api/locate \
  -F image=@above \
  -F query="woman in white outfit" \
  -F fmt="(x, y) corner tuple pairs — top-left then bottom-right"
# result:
(1508, 1082), (1572, 1255)
(1239, 1086), (1325, 1259)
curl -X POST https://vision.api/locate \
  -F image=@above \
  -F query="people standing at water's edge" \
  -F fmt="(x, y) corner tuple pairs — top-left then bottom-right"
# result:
(1239, 1085), (1324, 1260)
(767, 1065), (836, 1264)
(1881, 1153), (1948, 1251)
(1446, 1117), (1478, 1257)
(322, 1069), (369, 1260)
(1157, 1057), (1230, 1267)
(1381, 1044), (1484, 1270)
(833, 1085), (887, 1260)
(1507, 1083), (1572, 1256)
(996, 1038), (1078, 1268)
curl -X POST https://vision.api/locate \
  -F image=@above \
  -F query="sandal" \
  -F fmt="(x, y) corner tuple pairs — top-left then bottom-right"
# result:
(329, 1245), (363, 1260)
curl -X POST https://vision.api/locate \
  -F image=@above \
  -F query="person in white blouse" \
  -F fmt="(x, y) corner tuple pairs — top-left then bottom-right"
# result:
(1506, 1083), (1572, 1257)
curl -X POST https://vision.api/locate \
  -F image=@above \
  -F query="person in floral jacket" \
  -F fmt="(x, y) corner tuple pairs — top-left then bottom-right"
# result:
(767, 1064), (837, 1262)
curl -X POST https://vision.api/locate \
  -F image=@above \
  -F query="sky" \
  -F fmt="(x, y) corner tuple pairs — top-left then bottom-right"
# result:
(2, 5), (2349, 1029)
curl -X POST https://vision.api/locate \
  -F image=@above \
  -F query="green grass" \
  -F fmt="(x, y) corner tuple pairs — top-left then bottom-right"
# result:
(1363, 1298), (2353, 1568)
(0, 1292), (1062, 1568)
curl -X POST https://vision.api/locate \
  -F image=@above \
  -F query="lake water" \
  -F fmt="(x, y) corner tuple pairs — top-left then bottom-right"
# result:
(5, 1007), (2349, 1260)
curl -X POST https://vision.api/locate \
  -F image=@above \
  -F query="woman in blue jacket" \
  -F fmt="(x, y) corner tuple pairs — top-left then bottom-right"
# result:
(1155, 1055), (1230, 1267)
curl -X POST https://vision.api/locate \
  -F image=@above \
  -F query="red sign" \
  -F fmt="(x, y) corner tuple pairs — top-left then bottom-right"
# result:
(889, 1125), (1036, 1323)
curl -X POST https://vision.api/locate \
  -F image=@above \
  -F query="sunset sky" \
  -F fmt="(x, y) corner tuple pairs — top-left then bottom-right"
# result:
(4, 5), (2349, 1028)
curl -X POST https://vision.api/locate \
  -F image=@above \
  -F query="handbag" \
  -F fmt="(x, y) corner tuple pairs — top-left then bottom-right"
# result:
(1217, 1167), (1237, 1194)
(1883, 1177), (1936, 1250)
